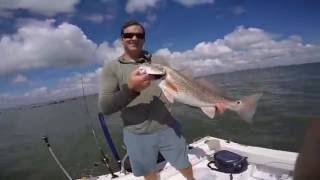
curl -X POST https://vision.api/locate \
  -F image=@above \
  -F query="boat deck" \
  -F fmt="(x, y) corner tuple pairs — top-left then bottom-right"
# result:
(81, 136), (298, 180)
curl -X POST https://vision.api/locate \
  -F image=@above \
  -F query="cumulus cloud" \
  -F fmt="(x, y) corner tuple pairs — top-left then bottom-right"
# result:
(125, 0), (214, 13)
(0, 0), (80, 16)
(24, 86), (48, 97)
(57, 68), (102, 97)
(142, 13), (158, 28)
(85, 14), (104, 23)
(173, 0), (214, 7)
(0, 19), (122, 108)
(96, 39), (123, 64)
(124, 0), (213, 25)
(12, 74), (28, 83)
(125, 0), (162, 13)
(155, 26), (320, 76)
(0, 19), (97, 75)
(84, 13), (115, 23)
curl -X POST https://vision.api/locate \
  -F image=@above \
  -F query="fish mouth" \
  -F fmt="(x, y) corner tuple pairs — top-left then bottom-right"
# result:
(141, 67), (166, 79)
(139, 63), (166, 79)
(151, 73), (166, 80)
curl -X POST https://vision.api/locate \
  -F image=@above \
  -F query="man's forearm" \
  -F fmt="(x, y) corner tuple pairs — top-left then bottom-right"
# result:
(99, 84), (139, 115)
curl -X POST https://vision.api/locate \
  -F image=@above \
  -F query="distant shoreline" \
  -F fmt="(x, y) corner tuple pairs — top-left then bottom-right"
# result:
(0, 93), (98, 112)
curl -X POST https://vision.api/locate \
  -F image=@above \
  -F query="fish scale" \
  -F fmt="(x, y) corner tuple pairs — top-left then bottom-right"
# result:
(165, 67), (228, 104)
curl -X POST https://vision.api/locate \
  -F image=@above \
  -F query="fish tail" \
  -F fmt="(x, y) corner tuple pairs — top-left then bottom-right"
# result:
(235, 93), (263, 123)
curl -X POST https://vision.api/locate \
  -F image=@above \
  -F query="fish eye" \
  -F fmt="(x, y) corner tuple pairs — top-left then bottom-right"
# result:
(236, 101), (241, 104)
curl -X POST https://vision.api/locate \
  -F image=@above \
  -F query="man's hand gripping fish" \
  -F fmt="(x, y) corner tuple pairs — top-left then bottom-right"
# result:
(139, 63), (263, 123)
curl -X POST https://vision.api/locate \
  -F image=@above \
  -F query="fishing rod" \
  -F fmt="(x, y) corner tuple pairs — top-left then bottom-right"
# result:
(80, 76), (101, 150)
(42, 76), (119, 179)
(98, 113), (121, 168)
(42, 136), (73, 180)
(80, 76), (119, 178)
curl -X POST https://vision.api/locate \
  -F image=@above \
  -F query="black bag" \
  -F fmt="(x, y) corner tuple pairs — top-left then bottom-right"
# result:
(207, 150), (248, 180)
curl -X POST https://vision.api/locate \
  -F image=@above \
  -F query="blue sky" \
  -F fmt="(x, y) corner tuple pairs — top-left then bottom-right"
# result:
(0, 0), (320, 109)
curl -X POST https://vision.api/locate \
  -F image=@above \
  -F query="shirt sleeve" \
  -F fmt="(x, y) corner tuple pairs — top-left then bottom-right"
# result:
(98, 64), (139, 115)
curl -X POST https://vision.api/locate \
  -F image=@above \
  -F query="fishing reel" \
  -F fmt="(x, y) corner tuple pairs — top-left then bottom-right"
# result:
(99, 150), (119, 178)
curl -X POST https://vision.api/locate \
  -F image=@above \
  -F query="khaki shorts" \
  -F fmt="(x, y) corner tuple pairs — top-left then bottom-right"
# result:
(123, 127), (190, 176)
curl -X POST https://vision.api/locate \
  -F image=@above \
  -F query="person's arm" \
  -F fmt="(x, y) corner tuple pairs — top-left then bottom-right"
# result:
(98, 65), (139, 115)
(98, 64), (152, 115)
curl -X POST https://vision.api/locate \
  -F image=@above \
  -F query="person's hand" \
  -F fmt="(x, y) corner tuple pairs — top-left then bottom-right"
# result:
(215, 102), (226, 114)
(128, 68), (154, 92)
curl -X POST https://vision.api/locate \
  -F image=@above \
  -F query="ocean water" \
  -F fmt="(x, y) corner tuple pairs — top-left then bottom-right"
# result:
(0, 63), (319, 180)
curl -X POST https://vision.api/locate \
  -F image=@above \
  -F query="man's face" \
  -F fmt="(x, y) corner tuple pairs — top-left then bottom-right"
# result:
(121, 25), (145, 54)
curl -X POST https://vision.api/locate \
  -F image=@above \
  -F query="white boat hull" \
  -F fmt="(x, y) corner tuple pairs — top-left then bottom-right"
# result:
(80, 136), (298, 180)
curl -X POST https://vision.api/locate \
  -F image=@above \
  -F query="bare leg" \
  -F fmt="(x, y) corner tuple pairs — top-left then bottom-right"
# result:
(179, 165), (195, 180)
(144, 171), (158, 180)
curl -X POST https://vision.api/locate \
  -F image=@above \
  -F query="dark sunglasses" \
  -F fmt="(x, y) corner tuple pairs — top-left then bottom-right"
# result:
(122, 33), (145, 39)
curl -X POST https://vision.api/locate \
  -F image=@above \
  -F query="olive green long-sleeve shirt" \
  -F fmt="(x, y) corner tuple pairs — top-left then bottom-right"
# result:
(98, 55), (177, 134)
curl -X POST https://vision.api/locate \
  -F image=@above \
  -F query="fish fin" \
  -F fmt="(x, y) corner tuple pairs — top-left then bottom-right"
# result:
(235, 93), (263, 123)
(162, 89), (174, 103)
(201, 107), (216, 119)
(196, 78), (227, 97)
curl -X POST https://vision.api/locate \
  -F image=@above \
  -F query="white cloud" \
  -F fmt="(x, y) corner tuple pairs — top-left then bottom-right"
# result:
(155, 26), (320, 76)
(125, 0), (214, 14)
(0, 68), (102, 109)
(58, 68), (101, 97)
(0, 19), (97, 75)
(0, 0), (80, 16)
(85, 14), (105, 23)
(142, 13), (158, 28)
(84, 13), (115, 23)
(124, 0), (214, 24)
(173, 0), (214, 7)
(96, 39), (123, 64)
(13, 74), (28, 83)
(146, 14), (157, 22)
(125, 0), (162, 13)
(231, 6), (246, 15)
(224, 26), (273, 48)
(24, 86), (48, 97)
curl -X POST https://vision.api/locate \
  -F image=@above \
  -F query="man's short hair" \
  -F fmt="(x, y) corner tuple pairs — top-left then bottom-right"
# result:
(120, 20), (145, 36)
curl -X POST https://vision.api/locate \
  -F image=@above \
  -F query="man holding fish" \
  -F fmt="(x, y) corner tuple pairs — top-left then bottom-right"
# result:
(99, 20), (261, 180)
